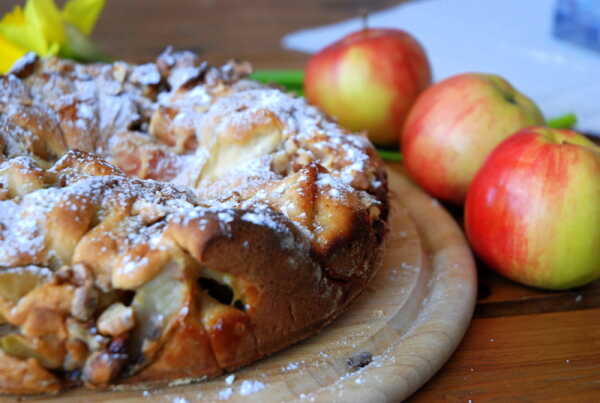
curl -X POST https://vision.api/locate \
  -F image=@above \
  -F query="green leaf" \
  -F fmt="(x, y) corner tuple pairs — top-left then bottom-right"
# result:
(547, 113), (577, 129)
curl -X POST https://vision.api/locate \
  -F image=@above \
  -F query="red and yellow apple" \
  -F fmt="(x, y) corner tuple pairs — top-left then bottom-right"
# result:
(402, 73), (545, 204)
(465, 127), (600, 290)
(305, 28), (431, 147)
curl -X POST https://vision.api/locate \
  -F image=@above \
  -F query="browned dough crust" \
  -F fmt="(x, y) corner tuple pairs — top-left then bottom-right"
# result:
(0, 49), (388, 394)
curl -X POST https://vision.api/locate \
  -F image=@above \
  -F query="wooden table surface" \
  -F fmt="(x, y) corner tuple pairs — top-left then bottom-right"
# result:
(3, 0), (600, 401)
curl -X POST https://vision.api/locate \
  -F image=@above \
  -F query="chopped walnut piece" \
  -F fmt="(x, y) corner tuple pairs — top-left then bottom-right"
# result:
(347, 351), (372, 370)
(71, 285), (99, 322)
(82, 351), (127, 386)
(97, 303), (135, 337)
(54, 264), (94, 287)
(66, 318), (109, 352)
(63, 339), (88, 371)
(71, 264), (95, 286)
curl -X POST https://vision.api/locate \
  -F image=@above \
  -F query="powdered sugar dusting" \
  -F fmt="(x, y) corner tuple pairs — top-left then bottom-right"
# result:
(0, 50), (389, 392)
(4, 51), (385, 212)
(224, 374), (235, 385)
(239, 379), (265, 395)
(218, 387), (233, 400)
(198, 87), (382, 194)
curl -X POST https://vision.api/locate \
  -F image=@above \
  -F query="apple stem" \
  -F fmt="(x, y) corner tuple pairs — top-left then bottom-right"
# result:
(360, 8), (369, 30)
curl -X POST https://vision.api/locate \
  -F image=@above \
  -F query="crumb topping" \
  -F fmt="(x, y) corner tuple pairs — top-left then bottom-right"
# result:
(0, 50), (388, 394)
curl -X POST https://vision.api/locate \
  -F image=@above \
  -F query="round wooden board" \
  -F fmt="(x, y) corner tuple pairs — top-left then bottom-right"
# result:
(28, 169), (477, 403)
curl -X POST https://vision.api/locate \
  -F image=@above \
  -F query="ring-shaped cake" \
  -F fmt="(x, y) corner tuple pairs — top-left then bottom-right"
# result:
(0, 49), (388, 394)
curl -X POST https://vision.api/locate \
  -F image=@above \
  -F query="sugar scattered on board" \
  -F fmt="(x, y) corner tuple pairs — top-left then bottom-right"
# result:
(218, 387), (233, 400)
(287, 362), (299, 371)
(239, 380), (265, 395)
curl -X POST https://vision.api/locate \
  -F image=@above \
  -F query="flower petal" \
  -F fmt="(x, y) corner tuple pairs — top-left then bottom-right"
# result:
(62, 0), (105, 36)
(2, 27), (46, 55)
(0, 9), (46, 55)
(24, 0), (65, 49)
(1, 6), (26, 25)
(47, 41), (60, 56)
(0, 34), (27, 73)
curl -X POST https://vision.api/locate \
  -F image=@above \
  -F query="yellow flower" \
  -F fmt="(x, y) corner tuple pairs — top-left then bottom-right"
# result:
(0, 35), (27, 73)
(63, 0), (106, 36)
(0, 0), (106, 73)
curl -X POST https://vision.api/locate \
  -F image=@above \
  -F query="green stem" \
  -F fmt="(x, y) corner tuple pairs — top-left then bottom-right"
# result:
(250, 70), (304, 87)
(377, 149), (403, 162)
(547, 113), (577, 130)
(61, 23), (112, 63)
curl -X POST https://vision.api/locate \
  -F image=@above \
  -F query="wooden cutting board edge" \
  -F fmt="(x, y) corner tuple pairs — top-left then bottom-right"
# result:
(303, 170), (478, 402)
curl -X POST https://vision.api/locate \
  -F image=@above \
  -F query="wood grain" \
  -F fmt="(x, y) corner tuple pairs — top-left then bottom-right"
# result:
(413, 309), (600, 402)
(0, 0), (403, 69)
(1, 0), (599, 399)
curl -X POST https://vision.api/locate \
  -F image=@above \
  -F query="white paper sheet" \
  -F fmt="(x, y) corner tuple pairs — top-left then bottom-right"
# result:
(283, 0), (600, 134)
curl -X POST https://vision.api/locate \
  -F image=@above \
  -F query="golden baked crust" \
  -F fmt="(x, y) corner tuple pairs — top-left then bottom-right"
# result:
(0, 49), (388, 394)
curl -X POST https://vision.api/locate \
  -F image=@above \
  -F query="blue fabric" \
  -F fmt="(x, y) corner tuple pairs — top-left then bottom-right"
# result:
(554, 0), (600, 52)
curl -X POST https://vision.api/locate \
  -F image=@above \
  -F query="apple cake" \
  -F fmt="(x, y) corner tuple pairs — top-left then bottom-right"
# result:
(0, 48), (388, 394)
